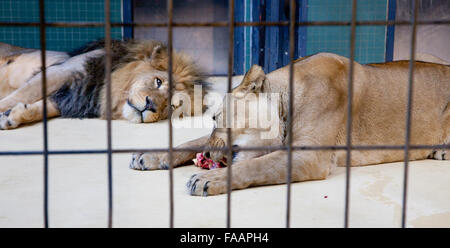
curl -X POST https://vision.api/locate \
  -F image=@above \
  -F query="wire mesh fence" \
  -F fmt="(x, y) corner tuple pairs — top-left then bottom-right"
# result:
(0, 0), (449, 228)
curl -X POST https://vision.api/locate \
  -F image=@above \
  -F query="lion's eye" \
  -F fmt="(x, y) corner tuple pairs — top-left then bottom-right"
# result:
(155, 78), (162, 88)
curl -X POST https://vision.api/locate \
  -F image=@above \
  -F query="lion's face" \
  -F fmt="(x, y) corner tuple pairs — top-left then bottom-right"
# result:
(121, 63), (170, 123)
(103, 40), (202, 123)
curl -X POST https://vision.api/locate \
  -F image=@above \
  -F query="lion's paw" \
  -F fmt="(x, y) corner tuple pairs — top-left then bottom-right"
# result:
(186, 171), (227, 197)
(0, 109), (18, 130)
(129, 152), (169, 170)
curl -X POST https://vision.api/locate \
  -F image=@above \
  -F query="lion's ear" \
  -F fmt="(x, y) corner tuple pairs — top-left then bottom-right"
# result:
(148, 44), (165, 61)
(233, 65), (265, 98)
(133, 42), (167, 62)
(148, 44), (169, 70)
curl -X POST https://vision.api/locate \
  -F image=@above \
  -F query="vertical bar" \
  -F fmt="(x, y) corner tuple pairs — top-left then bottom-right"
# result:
(104, 0), (113, 228)
(344, 0), (357, 228)
(167, 0), (175, 228)
(401, 0), (419, 228)
(122, 0), (134, 39)
(226, 0), (235, 228)
(385, 0), (397, 62)
(39, 0), (49, 229)
(285, 0), (296, 228)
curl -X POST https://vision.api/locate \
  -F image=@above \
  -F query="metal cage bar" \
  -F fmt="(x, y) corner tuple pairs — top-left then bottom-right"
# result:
(401, 0), (419, 228)
(38, 0), (49, 229)
(285, 0), (296, 228)
(0, 19), (449, 28)
(167, 0), (175, 228)
(0, 0), (447, 228)
(226, 0), (235, 228)
(104, 0), (114, 229)
(0, 143), (448, 157)
(344, 0), (357, 228)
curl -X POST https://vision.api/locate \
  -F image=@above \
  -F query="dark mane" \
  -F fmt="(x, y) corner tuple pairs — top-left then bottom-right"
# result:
(51, 39), (205, 119)
(51, 40), (131, 118)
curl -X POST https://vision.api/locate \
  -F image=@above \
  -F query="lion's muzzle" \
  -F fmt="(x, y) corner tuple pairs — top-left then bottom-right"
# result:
(124, 96), (160, 123)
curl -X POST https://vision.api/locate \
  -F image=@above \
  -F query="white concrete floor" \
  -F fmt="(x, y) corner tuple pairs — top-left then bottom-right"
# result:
(0, 116), (449, 228)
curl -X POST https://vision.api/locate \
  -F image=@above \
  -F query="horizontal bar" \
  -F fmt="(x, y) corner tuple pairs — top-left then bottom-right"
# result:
(0, 144), (448, 156)
(0, 19), (449, 28)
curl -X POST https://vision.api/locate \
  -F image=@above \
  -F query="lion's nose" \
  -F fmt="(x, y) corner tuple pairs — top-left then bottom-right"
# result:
(144, 96), (157, 113)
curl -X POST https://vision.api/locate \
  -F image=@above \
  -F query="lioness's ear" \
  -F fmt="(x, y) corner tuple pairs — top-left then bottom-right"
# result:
(233, 65), (266, 98)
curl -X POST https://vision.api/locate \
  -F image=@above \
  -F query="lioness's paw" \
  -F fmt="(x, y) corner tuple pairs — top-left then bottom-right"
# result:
(429, 150), (448, 160)
(186, 171), (227, 197)
(0, 109), (18, 130)
(129, 152), (169, 170)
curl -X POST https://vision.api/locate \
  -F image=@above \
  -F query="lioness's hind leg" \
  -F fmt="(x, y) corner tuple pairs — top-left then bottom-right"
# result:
(0, 49), (102, 112)
(428, 133), (450, 160)
(0, 98), (60, 130)
(428, 140), (449, 160)
(428, 150), (448, 160)
(430, 109), (450, 160)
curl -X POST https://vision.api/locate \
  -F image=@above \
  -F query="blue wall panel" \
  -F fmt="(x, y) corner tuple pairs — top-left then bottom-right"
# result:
(385, 0), (396, 62)
(0, 0), (123, 51)
(234, 0), (245, 75)
(251, 0), (265, 68)
(305, 0), (388, 64)
(241, 0), (391, 75)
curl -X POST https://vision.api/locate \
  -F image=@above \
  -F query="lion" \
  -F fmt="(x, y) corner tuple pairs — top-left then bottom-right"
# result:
(0, 40), (204, 130)
(130, 53), (450, 196)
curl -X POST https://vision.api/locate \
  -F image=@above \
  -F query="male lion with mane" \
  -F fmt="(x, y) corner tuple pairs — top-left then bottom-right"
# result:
(0, 40), (203, 129)
(130, 53), (449, 196)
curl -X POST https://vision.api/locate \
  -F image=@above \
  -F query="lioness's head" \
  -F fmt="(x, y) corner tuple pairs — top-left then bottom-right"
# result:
(203, 65), (285, 164)
(101, 40), (202, 123)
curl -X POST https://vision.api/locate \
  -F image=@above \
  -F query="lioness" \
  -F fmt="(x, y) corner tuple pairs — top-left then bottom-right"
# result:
(0, 40), (203, 129)
(130, 53), (449, 196)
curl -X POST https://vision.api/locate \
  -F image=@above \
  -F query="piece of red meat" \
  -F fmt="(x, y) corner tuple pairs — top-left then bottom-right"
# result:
(193, 153), (227, 170)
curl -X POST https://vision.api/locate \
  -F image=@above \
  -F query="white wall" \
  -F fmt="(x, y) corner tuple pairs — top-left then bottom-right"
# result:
(133, 0), (229, 75)
(393, 0), (450, 63)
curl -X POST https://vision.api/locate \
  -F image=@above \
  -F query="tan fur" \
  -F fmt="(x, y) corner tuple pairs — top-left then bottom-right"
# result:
(0, 49), (69, 100)
(0, 41), (203, 129)
(100, 42), (203, 122)
(132, 53), (450, 196)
